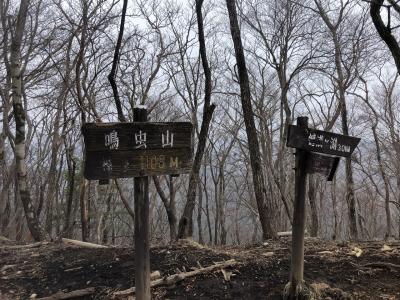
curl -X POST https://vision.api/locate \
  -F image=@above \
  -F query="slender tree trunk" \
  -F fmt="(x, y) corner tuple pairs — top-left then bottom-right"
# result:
(203, 164), (212, 244)
(153, 176), (177, 242)
(168, 176), (177, 241)
(14, 178), (22, 241)
(177, 0), (216, 239)
(44, 95), (62, 236)
(108, 0), (128, 122)
(0, 127), (7, 233)
(11, 0), (44, 241)
(64, 145), (76, 238)
(397, 176), (400, 239)
(79, 176), (89, 241)
(197, 175), (204, 244)
(102, 192), (112, 244)
(0, 164), (12, 237)
(226, 0), (276, 239)
(213, 179), (219, 245)
(344, 136), (358, 240)
(1, 193), (11, 237)
(334, 29), (358, 240)
(218, 169), (227, 245)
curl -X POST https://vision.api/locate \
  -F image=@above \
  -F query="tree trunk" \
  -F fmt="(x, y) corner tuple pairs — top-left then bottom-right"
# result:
(64, 145), (76, 238)
(102, 192), (112, 244)
(11, 0), (44, 242)
(167, 176), (177, 241)
(44, 92), (63, 236)
(342, 107), (358, 240)
(177, 0), (216, 239)
(213, 177), (219, 245)
(370, 0), (400, 74)
(153, 176), (177, 242)
(218, 169), (227, 245)
(334, 27), (358, 240)
(203, 164), (212, 244)
(226, 0), (276, 240)
(79, 176), (89, 241)
(197, 175), (204, 244)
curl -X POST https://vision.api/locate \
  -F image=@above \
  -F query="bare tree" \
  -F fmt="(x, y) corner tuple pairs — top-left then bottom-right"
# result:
(177, 0), (216, 239)
(10, 0), (44, 241)
(313, 0), (372, 240)
(226, 0), (276, 240)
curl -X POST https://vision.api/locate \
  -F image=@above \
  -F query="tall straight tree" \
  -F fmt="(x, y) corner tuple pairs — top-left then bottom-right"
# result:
(177, 0), (216, 239)
(313, 0), (372, 240)
(226, 0), (276, 240)
(11, 0), (44, 241)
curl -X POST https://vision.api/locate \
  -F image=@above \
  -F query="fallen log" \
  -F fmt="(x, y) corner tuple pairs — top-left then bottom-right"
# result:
(61, 238), (108, 249)
(36, 287), (96, 300)
(112, 259), (239, 299)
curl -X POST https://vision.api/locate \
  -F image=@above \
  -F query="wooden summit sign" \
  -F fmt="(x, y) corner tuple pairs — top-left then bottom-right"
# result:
(82, 122), (193, 179)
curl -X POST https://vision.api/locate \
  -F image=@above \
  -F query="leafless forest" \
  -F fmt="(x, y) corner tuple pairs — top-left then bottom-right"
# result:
(1, 0), (400, 246)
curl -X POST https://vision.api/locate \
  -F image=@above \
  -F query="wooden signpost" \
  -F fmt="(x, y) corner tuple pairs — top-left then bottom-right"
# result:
(284, 117), (360, 299)
(82, 107), (193, 300)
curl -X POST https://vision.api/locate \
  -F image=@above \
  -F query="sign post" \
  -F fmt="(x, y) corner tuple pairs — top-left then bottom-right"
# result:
(82, 108), (193, 300)
(284, 116), (360, 299)
(133, 106), (150, 300)
(287, 116), (309, 299)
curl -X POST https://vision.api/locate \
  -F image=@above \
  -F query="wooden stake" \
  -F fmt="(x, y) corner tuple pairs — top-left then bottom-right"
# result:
(133, 106), (151, 300)
(287, 116), (309, 299)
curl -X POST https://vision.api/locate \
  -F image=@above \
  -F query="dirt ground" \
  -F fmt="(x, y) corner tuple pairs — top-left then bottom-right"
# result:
(0, 237), (399, 299)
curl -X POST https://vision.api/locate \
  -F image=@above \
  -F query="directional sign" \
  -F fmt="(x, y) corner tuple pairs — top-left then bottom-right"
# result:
(307, 153), (340, 181)
(287, 125), (360, 157)
(82, 122), (193, 179)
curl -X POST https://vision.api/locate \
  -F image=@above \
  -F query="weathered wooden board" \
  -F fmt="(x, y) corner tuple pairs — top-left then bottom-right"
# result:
(82, 122), (192, 151)
(307, 153), (340, 181)
(287, 125), (360, 157)
(82, 122), (193, 179)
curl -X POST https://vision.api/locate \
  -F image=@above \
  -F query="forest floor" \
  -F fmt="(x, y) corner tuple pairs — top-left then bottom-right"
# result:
(0, 237), (400, 299)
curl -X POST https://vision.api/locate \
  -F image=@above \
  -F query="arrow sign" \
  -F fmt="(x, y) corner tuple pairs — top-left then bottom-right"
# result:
(287, 125), (360, 157)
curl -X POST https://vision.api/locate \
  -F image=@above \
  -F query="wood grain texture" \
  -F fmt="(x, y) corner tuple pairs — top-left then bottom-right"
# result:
(82, 122), (192, 151)
(82, 122), (193, 179)
(287, 125), (360, 157)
